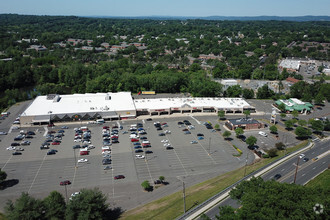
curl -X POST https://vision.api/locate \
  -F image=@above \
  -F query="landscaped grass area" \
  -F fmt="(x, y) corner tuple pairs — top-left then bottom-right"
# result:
(120, 141), (309, 220)
(305, 169), (330, 189)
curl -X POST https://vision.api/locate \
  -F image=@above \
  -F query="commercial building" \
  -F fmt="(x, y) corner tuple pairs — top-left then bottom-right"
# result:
(134, 97), (255, 116)
(274, 98), (313, 114)
(225, 118), (264, 130)
(20, 92), (136, 126)
(20, 92), (255, 126)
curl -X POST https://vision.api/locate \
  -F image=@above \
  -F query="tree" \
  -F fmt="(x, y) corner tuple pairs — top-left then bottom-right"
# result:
(214, 123), (220, 130)
(141, 180), (151, 191)
(298, 119), (307, 127)
(222, 131), (231, 140)
(159, 176), (165, 183)
(43, 191), (66, 220)
(218, 177), (329, 219)
(284, 120), (294, 130)
(243, 110), (250, 119)
(242, 88), (254, 99)
(218, 110), (225, 120)
(311, 120), (324, 133)
(246, 136), (257, 147)
(275, 142), (286, 150)
(269, 125), (278, 134)
(0, 168), (7, 183)
(267, 148), (278, 157)
(280, 113), (286, 121)
(291, 110), (299, 119)
(5, 192), (45, 220)
(278, 103), (286, 113)
(314, 94), (325, 105)
(225, 85), (242, 97)
(65, 188), (109, 220)
(256, 84), (275, 99)
(235, 127), (244, 137)
(295, 126), (312, 139)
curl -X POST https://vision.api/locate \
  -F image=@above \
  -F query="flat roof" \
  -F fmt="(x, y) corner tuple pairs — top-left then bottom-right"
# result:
(228, 118), (261, 125)
(22, 92), (135, 116)
(134, 97), (253, 110)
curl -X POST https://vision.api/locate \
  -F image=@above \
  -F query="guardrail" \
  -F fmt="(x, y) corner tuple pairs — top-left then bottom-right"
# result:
(176, 140), (311, 220)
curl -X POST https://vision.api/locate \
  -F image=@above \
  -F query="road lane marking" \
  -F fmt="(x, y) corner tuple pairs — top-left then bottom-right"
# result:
(43, 126), (48, 136)
(28, 153), (47, 193)
(166, 136), (188, 176)
(313, 167), (316, 170)
(281, 169), (285, 172)
(302, 174), (305, 177)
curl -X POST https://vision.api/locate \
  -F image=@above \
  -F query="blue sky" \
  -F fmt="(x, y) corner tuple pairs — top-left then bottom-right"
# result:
(1, 0), (330, 17)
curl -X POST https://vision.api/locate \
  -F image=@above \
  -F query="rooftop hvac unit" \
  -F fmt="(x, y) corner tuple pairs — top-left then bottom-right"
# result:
(105, 94), (111, 100)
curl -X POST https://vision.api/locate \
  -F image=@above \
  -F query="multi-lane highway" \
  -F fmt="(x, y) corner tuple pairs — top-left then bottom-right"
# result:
(200, 139), (329, 219)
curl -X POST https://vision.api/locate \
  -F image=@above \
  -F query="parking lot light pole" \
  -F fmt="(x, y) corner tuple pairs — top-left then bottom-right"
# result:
(208, 137), (211, 155)
(64, 184), (68, 203)
(183, 181), (186, 214)
(243, 150), (249, 177)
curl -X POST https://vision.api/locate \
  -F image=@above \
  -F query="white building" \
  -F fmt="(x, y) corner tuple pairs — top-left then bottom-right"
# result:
(279, 59), (301, 72)
(20, 92), (136, 125)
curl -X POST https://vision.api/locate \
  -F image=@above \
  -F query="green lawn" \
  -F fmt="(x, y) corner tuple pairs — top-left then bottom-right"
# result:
(120, 141), (308, 220)
(305, 169), (330, 189)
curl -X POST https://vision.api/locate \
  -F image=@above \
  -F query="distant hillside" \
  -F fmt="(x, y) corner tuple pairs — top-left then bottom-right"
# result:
(88, 15), (330, 22)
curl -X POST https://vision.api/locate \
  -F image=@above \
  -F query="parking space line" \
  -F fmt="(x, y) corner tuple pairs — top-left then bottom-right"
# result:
(28, 153), (47, 193)
(2, 154), (13, 170)
(144, 159), (154, 185)
(190, 115), (201, 125)
(166, 136), (188, 176)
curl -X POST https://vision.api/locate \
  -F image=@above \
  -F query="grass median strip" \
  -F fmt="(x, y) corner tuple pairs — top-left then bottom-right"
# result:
(120, 140), (308, 220)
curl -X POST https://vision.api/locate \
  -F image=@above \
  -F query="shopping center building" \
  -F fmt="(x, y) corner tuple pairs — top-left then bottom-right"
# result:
(19, 92), (255, 126)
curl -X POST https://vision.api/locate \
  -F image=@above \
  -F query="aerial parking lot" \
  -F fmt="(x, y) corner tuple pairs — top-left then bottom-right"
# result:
(0, 115), (255, 211)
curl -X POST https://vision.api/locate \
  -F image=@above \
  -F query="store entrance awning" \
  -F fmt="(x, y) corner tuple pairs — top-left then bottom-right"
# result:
(32, 115), (50, 123)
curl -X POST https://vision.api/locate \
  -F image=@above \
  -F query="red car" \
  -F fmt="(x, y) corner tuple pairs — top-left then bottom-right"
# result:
(103, 126), (109, 129)
(161, 123), (167, 125)
(131, 138), (139, 142)
(60, 180), (71, 186)
(80, 151), (89, 155)
(48, 123), (55, 127)
(52, 142), (60, 145)
(114, 175), (125, 180)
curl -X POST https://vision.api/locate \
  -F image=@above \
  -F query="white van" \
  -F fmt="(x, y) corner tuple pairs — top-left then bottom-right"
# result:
(129, 134), (139, 139)
(96, 119), (105, 124)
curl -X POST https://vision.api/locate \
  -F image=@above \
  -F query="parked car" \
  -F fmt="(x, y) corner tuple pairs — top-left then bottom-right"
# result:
(197, 133), (204, 136)
(273, 174), (281, 180)
(27, 131), (36, 135)
(61, 126), (69, 129)
(198, 136), (204, 140)
(12, 151), (22, 155)
(21, 141), (31, 146)
(47, 149), (57, 155)
(140, 136), (148, 140)
(60, 180), (71, 186)
(114, 175), (125, 179)
(303, 158), (309, 162)
(103, 166), (112, 170)
(72, 145), (81, 149)
(15, 147), (24, 151)
(184, 131), (191, 134)
(258, 131), (268, 137)
(190, 140), (198, 144)
(40, 145), (50, 150)
(11, 142), (20, 146)
(102, 158), (111, 165)
(52, 141), (60, 145)
(146, 118), (152, 121)
(166, 146), (174, 150)
(0, 131), (8, 135)
(131, 138), (139, 142)
(145, 150), (153, 154)
(80, 151), (89, 155)
(158, 133), (165, 136)
(136, 155), (145, 159)
(78, 158), (88, 163)
(135, 149), (143, 153)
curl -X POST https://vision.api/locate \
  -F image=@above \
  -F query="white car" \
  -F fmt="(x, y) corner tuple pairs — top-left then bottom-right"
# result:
(164, 143), (171, 147)
(102, 150), (111, 155)
(70, 192), (81, 200)
(299, 154), (305, 159)
(190, 140), (198, 144)
(136, 155), (145, 159)
(258, 131), (268, 137)
(74, 139), (82, 142)
(161, 139), (169, 143)
(6, 146), (16, 150)
(87, 145), (95, 150)
(78, 158), (88, 163)
(165, 130), (171, 134)
(0, 131), (8, 135)
(188, 125), (195, 129)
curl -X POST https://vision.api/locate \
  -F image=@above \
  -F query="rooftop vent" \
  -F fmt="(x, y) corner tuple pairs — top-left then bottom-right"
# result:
(47, 94), (57, 100)
(53, 95), (60, 103)
(105, 94), (111, 100)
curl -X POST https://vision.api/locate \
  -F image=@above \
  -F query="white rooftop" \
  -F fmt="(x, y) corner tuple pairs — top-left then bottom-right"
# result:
(279, 59), (301, 70)
(22, 92), (135, 116)
(134, 97), (252, 110)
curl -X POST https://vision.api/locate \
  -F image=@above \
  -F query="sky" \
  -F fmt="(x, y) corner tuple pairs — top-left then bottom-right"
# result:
(1, 0), (330, 17)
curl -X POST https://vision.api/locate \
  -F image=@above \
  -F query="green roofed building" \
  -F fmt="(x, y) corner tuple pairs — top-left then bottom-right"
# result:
(275, 98), (313, 114)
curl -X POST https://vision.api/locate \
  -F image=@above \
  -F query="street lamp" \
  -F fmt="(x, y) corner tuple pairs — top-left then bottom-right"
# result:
(243, 150), (249, 177)
(177, 176), (186, 214)
(73, 148), (77, 168)
(208, 137), (211, 155)
(60, 180), (71, 203)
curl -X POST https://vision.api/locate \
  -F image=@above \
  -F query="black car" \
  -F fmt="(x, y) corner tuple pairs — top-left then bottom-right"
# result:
(166, 146), (174, 150)
(137, 123), (143, 127)
(40, 145), (50, 150)
(58, 130), (65, 133)
(206, 125), (213, 129)
(112, 139), (119, 143)
(146, 118), (152, 121)
(14, 136), (24, 141)
(135, 149), (143, 153)
(145, 150), (153, 154)
(25, 135), (34, 139)
(156, 127), (162, 130)
(45, 139), (53, 142)
(158, 133), (165, 136)
(140, 136), (148, 140)
(273, 174), (281, 180)
(11, 142), (20, 146)
(303, 158), (309, 162)
(27, 131), (36, 135)
(47, 150), (57, 155)
(178, 121), (184, 125)
(197, 133), (204, 136)
(12, 151), (22, 155)
(143, 145), (151, 148)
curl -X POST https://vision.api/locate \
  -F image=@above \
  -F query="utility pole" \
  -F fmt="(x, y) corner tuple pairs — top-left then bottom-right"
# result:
(183, 181), (186, 214)
(293, 156), (300, 184)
